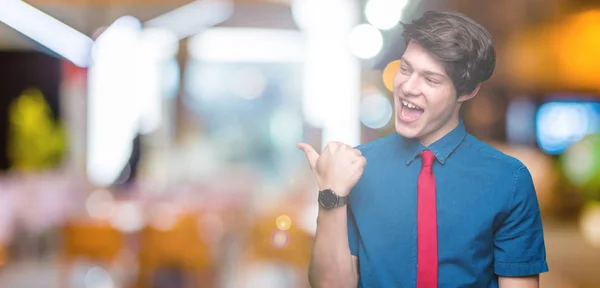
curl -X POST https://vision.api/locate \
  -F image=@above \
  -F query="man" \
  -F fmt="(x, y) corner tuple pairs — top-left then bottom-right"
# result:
(297, 11), (548, 288)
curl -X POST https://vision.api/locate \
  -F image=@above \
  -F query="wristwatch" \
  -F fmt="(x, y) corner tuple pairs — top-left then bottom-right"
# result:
(318, 189), (349, 209)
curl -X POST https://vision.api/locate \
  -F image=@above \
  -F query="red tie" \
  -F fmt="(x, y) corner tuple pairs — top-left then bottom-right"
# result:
(417, 150), (438, 288)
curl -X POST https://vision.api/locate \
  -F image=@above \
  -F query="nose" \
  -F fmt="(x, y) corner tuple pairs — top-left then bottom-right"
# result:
(400, 74), (421, 97)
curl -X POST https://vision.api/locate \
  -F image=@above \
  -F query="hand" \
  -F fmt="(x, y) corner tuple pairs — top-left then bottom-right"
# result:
(297, 141), (366, 196)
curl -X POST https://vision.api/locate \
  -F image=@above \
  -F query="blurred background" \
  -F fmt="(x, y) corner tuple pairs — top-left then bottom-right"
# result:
(0, 0), (599, 287)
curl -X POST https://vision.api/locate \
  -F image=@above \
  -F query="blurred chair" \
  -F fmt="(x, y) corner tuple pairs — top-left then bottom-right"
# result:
(60, 220), (124, 287)
(136, 213), (213, 288)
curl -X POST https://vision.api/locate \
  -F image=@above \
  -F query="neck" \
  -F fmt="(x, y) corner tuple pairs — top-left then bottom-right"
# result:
(418, 115), (461, 147)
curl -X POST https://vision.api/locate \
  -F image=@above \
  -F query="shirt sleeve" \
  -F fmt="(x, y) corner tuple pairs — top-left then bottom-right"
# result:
(494, 166), (549, 276)
(347, 204), (359, 256)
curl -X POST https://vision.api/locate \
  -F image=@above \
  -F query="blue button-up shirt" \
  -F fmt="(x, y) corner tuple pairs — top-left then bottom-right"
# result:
(349, 120), (548, 287)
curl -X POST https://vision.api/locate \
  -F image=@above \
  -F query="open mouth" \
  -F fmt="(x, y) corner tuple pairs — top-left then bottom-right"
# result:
(400, 99), (424, 121)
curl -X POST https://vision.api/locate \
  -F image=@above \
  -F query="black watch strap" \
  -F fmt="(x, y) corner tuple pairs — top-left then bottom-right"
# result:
(337, 194), (349, 206)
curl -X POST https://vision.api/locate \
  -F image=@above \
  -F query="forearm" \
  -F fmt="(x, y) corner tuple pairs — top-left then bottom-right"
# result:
(498, 275), (539, 288)
(309, 206), (357, 288)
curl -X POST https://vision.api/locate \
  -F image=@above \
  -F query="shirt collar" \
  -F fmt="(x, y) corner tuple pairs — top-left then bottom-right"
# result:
(398, 119), (467, 165)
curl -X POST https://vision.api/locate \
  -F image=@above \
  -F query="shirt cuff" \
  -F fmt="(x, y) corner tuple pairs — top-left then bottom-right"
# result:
(494, 260), (549, 277)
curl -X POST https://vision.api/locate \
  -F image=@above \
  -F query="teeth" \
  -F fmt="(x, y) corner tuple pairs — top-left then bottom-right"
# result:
(401, 100), (420, 110)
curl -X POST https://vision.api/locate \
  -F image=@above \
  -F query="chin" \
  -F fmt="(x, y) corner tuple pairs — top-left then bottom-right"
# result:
(394, 117), (424, 139)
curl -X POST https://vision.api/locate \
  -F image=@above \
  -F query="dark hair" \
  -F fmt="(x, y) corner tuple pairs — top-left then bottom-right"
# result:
(401, 11), (496, 96)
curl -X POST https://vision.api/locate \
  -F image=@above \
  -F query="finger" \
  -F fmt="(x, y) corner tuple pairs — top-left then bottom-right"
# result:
(325, 141), (341, 153)
(351, 163), (366, 181)
(338, 142), (354, 150)
(351, 153), (365, 161)
(352, 156), (367, 166)
(296, 142), (320, 170)
(353, 149), (362, 157)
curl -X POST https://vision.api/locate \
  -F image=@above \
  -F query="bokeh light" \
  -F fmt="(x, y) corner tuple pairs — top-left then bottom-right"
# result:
(536, 101), (600, 155)
(271, 229), (290, 249)
(580, 202), (600, 248)
(561, 134), (600, 193)
(109, 201), (144, 233)
(360, 92), (393, 129)
(85, 189), (115, 220)
(84, 266), (115, 288)
(555, 10), (600, 90)
(149, 202), (180, 231)
(365, 0), (408, 30)
(382, 59), (401, 92)
(276, 215), (292, 231)
(348, 24), (383, 59)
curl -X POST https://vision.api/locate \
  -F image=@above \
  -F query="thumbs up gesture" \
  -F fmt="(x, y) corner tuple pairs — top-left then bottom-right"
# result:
(297, 141), (367, 196)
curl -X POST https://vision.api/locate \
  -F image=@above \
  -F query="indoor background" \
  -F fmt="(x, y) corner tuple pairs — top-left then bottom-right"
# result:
(0, 0), (599, 287)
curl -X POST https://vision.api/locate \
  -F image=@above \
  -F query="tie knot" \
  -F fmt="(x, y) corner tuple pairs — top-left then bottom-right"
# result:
(420, 150), (435, 168)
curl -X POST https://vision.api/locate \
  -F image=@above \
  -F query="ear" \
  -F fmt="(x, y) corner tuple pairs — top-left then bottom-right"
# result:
(457, 84), (481, 103)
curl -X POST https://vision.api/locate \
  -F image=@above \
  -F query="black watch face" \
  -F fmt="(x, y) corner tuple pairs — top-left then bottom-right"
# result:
(319, 189), (338, 208)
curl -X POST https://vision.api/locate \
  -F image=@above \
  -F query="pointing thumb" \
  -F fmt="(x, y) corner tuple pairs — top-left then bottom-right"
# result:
(296, 142), (319, 170)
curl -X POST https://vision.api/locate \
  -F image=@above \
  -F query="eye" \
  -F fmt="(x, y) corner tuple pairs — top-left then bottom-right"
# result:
(399, 66), (410, 74)
(425, 78), (439, 85)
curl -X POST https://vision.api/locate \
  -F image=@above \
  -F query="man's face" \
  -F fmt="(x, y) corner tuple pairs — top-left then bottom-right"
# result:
(393, 40), (466, 146)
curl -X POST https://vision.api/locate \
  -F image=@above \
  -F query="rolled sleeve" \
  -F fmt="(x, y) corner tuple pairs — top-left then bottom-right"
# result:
(347, 205), (359, 256)
(494, 166), (549, 276)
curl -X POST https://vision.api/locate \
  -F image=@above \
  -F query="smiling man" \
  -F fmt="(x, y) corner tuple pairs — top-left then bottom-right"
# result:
(298, 11), (548, 288)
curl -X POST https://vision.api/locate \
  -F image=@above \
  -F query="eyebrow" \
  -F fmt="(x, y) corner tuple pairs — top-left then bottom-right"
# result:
(401, 57), (447, 79)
